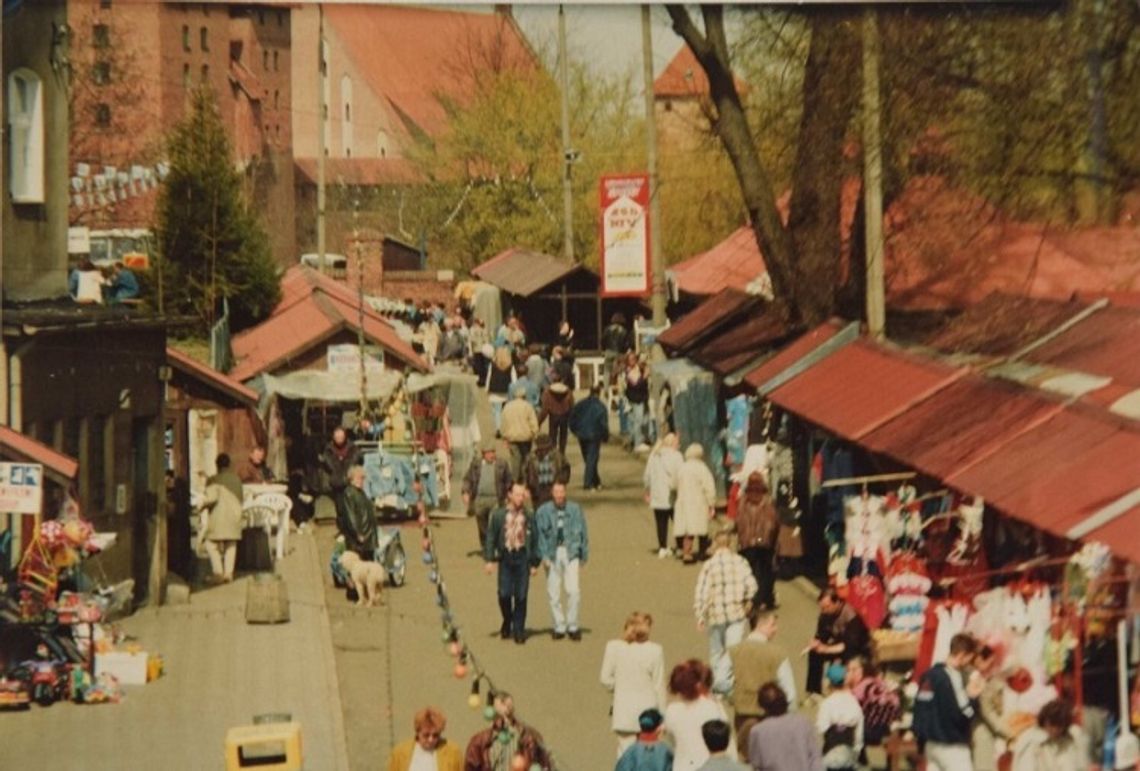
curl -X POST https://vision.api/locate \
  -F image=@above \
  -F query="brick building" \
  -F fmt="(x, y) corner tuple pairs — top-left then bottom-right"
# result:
(67, 0), (295, 264)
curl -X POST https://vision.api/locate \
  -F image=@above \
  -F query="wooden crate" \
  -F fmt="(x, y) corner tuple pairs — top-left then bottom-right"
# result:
(245, 574), (290, 624)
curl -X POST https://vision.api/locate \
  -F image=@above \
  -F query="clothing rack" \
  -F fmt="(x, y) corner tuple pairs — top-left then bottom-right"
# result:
(820, 471), (917, 489)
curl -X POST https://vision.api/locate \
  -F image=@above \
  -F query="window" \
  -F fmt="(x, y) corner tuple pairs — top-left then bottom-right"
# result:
(93, 61), (111, 85)
(341, 75), (353, 158)
(95, 103), (111, 127)
(182, 63), (190, 88)
(182, 25), (190, 52)
(93, 23), (110, 48)
(273, 51), (279, 71)
(344, 103), (350, 121)
(200, 26), (208, 52)
(7, 69), (45, 204)
(88, 415), (108, 514)
(273, 89), (279, 109)
(201, 64), (209, 82)
(258, 10), (264, 25)
(100, 0), (112, 8)
(263, 50), (269, 70)
(278, 10), (284, 26)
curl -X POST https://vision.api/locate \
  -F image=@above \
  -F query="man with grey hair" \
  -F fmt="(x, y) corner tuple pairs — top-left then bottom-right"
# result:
(342, 465), (377, 558)
(694, 522), (758, 697)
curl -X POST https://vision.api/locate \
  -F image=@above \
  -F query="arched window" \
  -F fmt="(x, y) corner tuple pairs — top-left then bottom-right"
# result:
(7, 69), (45, 203)
(340, 75), (353, 158)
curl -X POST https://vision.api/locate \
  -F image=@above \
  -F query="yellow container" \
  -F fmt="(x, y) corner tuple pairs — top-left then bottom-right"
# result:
(224, 722), (303, 770)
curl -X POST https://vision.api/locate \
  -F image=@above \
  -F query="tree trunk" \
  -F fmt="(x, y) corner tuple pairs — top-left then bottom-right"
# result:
(666, 5), (799, 319)
(787, 10), (862, 326)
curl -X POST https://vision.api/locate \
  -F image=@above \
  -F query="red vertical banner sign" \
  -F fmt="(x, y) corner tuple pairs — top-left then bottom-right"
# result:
(599, 174), (651, 297)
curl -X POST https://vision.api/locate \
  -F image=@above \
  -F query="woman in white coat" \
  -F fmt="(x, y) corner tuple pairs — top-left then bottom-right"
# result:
(600, 611), (666, 758)
(674, 443), (716, 563)
(643, 433), (683, 559)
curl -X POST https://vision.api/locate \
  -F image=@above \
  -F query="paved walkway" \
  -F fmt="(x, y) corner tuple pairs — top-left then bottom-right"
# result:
(1, 532), (349, 771)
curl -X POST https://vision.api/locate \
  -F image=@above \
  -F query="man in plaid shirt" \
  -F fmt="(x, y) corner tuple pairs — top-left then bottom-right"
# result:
(694, 523), (758, 697)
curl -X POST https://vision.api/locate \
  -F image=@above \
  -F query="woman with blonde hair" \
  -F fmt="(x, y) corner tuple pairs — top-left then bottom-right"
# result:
(643, 433), (683, 559)
(600, 611), (667, 757)
(485, 346), (517, 435)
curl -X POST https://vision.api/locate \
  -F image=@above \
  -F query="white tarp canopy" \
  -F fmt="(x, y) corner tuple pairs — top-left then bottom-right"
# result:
(254, 369), (403, 404)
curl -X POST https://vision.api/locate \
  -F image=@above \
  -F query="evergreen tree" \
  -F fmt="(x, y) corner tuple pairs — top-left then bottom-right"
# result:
(155, 86), (280, 334)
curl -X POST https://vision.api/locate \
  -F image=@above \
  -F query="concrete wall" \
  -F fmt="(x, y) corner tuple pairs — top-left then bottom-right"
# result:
(2, 0), (70, 301)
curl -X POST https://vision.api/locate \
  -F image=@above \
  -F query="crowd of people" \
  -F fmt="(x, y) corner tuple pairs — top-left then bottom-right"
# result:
(68, 259), (140, 305)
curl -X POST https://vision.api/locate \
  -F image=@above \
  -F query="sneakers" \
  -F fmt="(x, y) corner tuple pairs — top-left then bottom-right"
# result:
(657, 547), (670, 559)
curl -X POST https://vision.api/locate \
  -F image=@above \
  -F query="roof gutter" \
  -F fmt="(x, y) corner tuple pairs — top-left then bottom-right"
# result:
(1009, 297), (1109, 360)
(1067, 487), (1140, 540)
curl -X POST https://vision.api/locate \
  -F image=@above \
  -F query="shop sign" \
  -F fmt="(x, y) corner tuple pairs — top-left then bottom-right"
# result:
(599, 174), (651, 297)
(0, 463), (43, 514)
(327, 343), (385, 374)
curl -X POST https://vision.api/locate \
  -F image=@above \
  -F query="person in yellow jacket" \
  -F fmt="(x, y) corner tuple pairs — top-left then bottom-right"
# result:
(388, 706), (463, 771)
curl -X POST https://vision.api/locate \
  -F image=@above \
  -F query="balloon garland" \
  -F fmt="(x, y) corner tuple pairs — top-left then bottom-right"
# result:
(416, 504), (559, 771)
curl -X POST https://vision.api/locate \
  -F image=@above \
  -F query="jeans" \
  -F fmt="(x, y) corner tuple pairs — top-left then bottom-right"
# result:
(474, 501), (495, 551)
(549, 416), (569, 455)
(740, 545), (777, 609)
(544, 546), (580, 633)
(490, 397), (506, 434)
(497, 551), (531, 638)
(708, 618), (748, 696)
(579, 439), (601, 489)
(653, 508), (672, 550)
(628, 402), (646, 446)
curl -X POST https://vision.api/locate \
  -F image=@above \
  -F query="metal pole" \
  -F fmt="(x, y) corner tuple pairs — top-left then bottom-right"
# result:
(354, 196), (367, 418)
(862, 9), (886, 340)
(317, 5), (327, 268)
(558, 5), (574, 262)
(642, 6), (666, 325)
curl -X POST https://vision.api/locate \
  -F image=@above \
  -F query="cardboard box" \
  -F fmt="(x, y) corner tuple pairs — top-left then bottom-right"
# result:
(95, 650), (149, 686)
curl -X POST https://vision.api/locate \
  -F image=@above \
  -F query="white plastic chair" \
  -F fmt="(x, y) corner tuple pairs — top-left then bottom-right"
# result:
(250, 492), (293, 559)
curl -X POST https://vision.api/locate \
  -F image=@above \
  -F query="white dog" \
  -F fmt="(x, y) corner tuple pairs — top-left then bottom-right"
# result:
(338, 551), (385, 607)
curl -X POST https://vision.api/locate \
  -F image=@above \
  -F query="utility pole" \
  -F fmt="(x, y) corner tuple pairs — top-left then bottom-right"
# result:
(558, 5), (574, 262)
(317, 4), (327, 269)
(862, 9), (886, 340)
(642, 6), (665, 326)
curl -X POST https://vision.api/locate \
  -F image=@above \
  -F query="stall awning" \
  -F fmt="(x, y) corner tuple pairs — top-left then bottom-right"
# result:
(861, 376), (1066, 482)
(946, 405), (1140, 548)
(657, 289), (759, 353)
(255, 369), (403, 403)
(0, 426), (78, 482)
(743, 320), (853, 393)
(767, 339), (965, 441)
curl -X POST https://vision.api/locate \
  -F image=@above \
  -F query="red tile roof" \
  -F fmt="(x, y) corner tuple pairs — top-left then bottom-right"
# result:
(325, 5), (536, 139)
(657, 288), (759, 352)
(230, 266), (427, 381)
(885, 176), (1140, 310)
(0, 426), (78, 481)
(167, 347), (259, 406)
(294, 158), (421, 186)
(653, 45), (746, 99)
(667, 227), (767, 299)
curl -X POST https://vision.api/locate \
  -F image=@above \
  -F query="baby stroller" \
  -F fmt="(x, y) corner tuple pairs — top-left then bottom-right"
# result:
(329, 529), (406, 596)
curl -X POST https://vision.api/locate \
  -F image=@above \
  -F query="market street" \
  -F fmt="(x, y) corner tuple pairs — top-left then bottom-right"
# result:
(322, 435), (820, 771)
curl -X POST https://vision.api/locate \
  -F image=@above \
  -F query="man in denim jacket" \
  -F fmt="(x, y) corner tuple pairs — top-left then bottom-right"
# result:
(535, 481), (589, 641)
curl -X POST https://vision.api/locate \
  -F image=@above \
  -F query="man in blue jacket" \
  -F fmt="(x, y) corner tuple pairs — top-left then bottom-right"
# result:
(535, 482), (588, 641)
(484, 483), (540, 644)
(913, 633), (984, 771)
(568, 383), (609, 491)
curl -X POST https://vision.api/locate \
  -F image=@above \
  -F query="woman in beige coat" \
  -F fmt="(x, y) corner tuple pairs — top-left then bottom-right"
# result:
(673, 444), (716, 563)
(198, 453), (245, 583)
(600, 611), (666, 758)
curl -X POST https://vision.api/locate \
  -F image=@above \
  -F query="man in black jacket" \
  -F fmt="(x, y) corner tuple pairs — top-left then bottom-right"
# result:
(483, 483), (540, 644)
(568, 383), (610, 491)
(342, 465), (377, 558)
(913, 633), (984, 771)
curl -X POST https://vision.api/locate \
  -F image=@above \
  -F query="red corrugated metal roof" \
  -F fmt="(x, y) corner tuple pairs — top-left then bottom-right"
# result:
(167, 347), (259, 406)
(0, 426), (78, 481)
(1025, 306), (1140, 387)
(230, 266), (427, 381)
(657, 289), (759, 352)
(667, 226), (767, 298)
(690, 312), (792, 376)
(925, 293), (1091, 356)
(1079, 503), (1140, 564)
(743, 321), (845, 391)
(861, 376), (1066, 481)
(768, 339), (964, 440)
(326, 5), (536, 139)
(948, 405), (1140, 540)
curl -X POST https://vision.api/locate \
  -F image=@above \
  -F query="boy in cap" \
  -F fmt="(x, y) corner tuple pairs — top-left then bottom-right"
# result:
(816, 663), (863, 771)
(616, 708), (673, 771)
